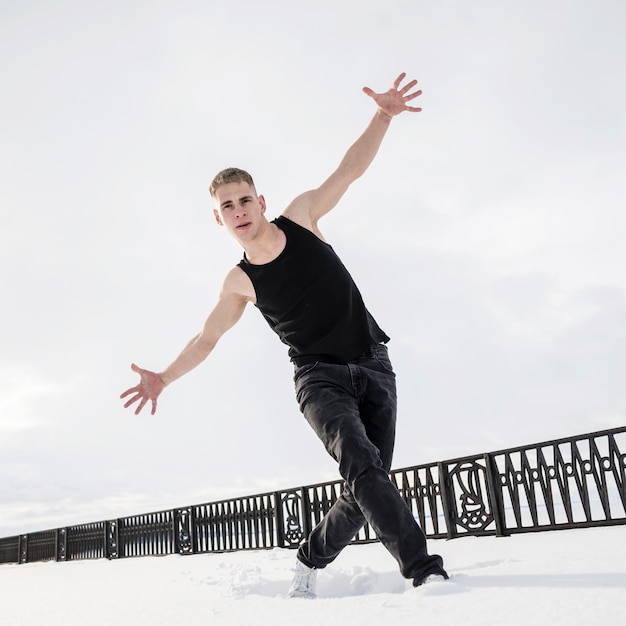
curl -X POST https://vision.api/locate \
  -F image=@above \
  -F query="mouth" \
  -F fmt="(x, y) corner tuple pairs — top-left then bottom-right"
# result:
(236, 221), (252, 230)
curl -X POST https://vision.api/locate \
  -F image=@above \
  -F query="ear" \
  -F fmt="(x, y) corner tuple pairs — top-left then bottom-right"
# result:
(213, 208), (223, 226)
(258, 194), (266, 214)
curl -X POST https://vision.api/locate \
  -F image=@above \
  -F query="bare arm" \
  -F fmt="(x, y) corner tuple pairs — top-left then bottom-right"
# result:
(283, 73), (422, 232)
(121, 267), (253, 415)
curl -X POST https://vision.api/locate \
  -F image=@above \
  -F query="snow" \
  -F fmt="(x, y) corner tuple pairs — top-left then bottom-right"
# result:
(1, 525), (624, 625)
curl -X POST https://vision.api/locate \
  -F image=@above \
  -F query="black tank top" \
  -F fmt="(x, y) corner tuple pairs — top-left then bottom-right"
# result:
(237, 216), (389, 365)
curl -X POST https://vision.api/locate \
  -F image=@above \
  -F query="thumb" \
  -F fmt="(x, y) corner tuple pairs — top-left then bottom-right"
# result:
(362, 86), (376, 98)
(131, 363), (142, 374)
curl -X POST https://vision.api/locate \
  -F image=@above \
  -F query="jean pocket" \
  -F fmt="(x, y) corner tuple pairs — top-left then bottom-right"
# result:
(372, 347), (395, 375)
(293, 361), (320, 384)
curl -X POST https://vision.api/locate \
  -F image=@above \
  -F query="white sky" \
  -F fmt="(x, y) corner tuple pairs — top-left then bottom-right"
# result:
(1, 0), (625, 536)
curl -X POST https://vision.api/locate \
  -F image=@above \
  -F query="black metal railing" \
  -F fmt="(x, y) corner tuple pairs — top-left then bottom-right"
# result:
(1, 427), (624, 565)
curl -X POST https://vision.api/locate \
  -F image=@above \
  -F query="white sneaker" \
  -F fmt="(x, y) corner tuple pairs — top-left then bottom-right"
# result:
(287, 560), (317, 599)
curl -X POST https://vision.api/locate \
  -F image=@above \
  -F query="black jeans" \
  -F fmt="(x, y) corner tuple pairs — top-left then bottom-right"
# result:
(293, 344), (443, 580)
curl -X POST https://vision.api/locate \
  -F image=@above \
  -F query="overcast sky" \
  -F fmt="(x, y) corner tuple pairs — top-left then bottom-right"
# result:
(1, 0), (625, 537)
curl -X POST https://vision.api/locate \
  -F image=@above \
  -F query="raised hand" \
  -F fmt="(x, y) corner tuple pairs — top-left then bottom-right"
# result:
(120, 363), (166, 415)
(362, 72), (422, 117)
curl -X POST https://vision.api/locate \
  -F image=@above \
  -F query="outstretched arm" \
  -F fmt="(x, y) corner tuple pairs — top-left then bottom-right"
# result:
(120, 268), (253, 415)
(283, 73), (422, 231)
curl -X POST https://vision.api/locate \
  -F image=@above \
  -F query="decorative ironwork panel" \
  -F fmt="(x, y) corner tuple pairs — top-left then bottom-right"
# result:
(305, 482), (341, 528)
(491, 429), (626, 533)
(19, 530), (56, 562)
(66, 522), (106, 561)
(193, 493), (276, 553)
(194, 502), (223, 552)
(279, 490), (304, 547)
(118, 511), (173, 557)
(445, 458), (496, 536)
(0, 536), (20, 564)
(237, 494), (275, 549)
(391, 464), (447, 538)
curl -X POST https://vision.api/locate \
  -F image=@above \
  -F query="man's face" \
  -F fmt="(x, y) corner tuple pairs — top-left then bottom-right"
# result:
(213, 181), (266, 240)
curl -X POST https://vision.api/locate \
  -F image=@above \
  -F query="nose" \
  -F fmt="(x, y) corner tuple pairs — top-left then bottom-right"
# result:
(235, 203), (247, 218)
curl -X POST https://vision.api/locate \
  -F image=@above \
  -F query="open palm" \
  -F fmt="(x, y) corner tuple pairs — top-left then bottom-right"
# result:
(120, 363), (166, 415)
(362, 72), (422, 116)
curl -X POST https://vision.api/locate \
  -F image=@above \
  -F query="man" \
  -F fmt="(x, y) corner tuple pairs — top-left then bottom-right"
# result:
(121, 73), (448, 597)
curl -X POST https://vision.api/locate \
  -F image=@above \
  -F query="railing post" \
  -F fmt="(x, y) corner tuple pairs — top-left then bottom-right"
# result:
(301, 487), (312, 541)
(274, 491), (285, 547)
(174, 507), (195, 555)
(483, 453), (508, 537)
(106, 520), (119, 559)
(56, 528), (67, 561)
(18, 534), (28, 564)
(438, 462), (457, 539)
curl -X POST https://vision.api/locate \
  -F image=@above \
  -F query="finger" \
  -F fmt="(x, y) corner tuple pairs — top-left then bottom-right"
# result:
(405, 106), (422, 113)
(150, 398), (158, 415)
(404, 89), (423, 102)
(399, 79), (418, 95)
(120, 385), (139, 399)
(135, 397), (148, 415)
(392, 72), (407, 89)
(131, 363), (140, 373)
(362, 86), (376, 98)
(123, 392), (141, 408)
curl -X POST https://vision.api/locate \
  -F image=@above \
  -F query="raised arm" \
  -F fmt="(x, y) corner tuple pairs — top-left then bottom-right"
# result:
(283, 73), (422, 231)
(121, 267), (253, 415)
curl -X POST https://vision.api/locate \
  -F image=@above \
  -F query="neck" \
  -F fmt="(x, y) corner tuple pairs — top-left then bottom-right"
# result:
(242, 220), (286, 265)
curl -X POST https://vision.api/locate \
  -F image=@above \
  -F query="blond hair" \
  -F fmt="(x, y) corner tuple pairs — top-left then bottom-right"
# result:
(209, 167), (256, 197)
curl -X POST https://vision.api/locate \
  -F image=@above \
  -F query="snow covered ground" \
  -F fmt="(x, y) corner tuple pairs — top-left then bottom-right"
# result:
(1, 525), (624, 626)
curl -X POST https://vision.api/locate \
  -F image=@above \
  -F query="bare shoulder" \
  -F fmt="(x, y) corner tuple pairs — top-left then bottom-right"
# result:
(282, 191), (315, 227)
(221, 266), (256, 303)
(282, 191), (326, 241)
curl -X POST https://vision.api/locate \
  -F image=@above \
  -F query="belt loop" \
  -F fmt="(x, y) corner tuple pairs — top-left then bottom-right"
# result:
(366, 343), (379, 357)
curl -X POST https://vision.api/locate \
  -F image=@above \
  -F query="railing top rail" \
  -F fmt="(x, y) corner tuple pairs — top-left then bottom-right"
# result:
(485, 426), (626, 457)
